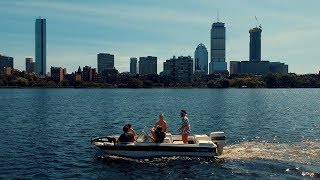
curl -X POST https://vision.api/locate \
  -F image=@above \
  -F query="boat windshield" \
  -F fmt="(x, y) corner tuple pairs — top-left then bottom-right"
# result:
(137, 130), (153, 142)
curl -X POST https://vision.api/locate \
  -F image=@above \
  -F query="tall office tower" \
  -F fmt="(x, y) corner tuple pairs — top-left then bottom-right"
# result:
(209, 22), (227, 73)
(25, 57), (36, 73)
(97, 53), (114, 73)
(139, 56), (157, 75)
(163, 56), (193, 83)
(194, 43), (208, 74)
(249, 27), (262, 61)
(35, 17), (46, 75)
(130, 57), (138, 75)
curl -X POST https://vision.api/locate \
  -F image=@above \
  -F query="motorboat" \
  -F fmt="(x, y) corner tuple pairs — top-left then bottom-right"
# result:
(91, 131), (225, 158)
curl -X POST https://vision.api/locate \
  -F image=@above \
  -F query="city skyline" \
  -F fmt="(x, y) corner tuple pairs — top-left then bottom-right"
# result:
(0, 0), (319, 74)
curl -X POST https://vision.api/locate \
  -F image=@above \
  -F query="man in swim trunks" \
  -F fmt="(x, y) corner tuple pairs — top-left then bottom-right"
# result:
(178, 110), (190, 144)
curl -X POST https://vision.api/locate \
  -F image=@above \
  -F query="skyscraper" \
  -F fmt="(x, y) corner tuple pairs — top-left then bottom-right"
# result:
(139, 56), (157, 75)
(130, 57), (138, 75)
(97, 53), (114, 73)
(249, 27), (262, 61)
(194, 43), (208, 74)
(25, 57), (36, 73)
(209, 22), (227, 73)
(35, 17), (46, 75)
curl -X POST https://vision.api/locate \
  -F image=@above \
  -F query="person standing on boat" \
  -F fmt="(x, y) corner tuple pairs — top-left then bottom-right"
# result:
(178, 110), (190, 144)
(151, 114), (167, 139)
(117, 125), (135, 143)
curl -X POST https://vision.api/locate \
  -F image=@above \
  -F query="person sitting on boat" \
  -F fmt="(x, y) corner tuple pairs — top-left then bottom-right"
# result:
(154, 125), (166, 143)
(126, 123), (138, 140)
(178, 109), (191, 144)
(151, 114), (167, 139)
(117, 125), (135, 143)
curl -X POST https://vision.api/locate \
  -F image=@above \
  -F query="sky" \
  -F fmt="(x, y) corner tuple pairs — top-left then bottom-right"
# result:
(0, 0), (319, 74)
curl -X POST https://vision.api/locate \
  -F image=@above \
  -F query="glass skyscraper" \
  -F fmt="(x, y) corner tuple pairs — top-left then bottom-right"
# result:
(209, 22), (227, 73)
(35, 18), (46, 75)
(194, 43), (208, 74)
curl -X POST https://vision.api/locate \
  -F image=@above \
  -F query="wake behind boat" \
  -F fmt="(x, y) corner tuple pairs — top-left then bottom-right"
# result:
(91, 131), (225, 158)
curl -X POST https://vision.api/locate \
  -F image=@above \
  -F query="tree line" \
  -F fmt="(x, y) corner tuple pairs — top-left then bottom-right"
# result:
(0, 73), (319, 88)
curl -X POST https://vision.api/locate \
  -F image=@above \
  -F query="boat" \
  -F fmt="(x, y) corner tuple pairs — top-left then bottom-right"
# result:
(91, 131), (225, 158)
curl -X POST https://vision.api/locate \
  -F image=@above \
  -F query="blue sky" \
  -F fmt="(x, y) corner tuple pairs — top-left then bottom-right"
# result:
(0, 0), (319, 74)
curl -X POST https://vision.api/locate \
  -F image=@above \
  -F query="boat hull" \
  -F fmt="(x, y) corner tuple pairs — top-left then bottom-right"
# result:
(94, 142), (218, 158)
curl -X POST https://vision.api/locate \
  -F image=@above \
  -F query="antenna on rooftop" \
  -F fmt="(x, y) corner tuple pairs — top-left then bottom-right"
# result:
(255, 16), (262, 29)
(217, 12), (220, 22)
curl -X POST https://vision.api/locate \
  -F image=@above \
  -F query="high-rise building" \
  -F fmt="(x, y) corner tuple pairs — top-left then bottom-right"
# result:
(130, 57), (138, 75)
(0, 54), (13, 69)
(82, 66), (93, 82)
(249, 27), (262, 61)
(25, 57), (36, 73)
(229, 25), (288, 75)
(210, 22), (227, 73)
(35, 17), (46, 75)
(194, 43), (208, 74)
(50, 66), (64, 82)
(163, 56), (193, 83)
(97, 53), (114, 73)
(139, 56), (157, 75)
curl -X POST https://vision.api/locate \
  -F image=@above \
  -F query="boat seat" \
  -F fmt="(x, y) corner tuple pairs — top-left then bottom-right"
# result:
(172, 141), (184, 144)
(163, 137), (171, 143)
(165, 133), (173, 143)
(195, 135), (210, 144)
(197, 140), (214, 147)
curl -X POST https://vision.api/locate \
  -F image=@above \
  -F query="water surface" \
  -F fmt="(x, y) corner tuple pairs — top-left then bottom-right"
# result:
(0, 89), (319, 179)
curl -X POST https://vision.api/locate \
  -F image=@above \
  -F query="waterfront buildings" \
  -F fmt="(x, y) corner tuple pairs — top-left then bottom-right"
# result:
(97, 53), (114, 73)
(25, 57), (36, 73)
(130, 57), (138, 75)
(230, 26), (288, 75)
(209, 22), (227, 74)
(163, 56), (193, 83)
(0, 54), (14, 69)
(50, 66), (64, 82)
(35, 17), (46, 75)
(139, 56), (157, 75)
(194, 43), (208, 74)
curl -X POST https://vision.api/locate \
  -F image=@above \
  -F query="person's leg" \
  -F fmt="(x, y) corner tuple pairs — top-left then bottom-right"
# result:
(182, 133), (189, 144)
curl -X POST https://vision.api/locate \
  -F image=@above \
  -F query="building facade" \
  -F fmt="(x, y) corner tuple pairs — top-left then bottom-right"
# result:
(97, 53), (114, 73)
(0, 54), (14, 69)
(139, 56), (157, 75)
(163, 56), (193, 83)
(25, 57), (36, 73)
(249, 27), (262, 61)
(130, 57), (138, 75)
(230, 60), (288, 75)
(194, 43), (208, 74)
(50, 66), (64, 82)
(210, 22), (227, 73)
(35, 17), (46, 75)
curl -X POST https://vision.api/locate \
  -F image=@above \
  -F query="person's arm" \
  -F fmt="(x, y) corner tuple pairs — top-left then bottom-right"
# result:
(164, 122), (168, 132)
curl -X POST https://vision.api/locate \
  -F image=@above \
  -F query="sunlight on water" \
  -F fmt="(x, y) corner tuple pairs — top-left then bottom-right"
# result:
(220, 140), (320, 165)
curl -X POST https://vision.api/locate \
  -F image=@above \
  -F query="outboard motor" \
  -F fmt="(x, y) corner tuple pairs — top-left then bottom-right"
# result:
(210, 132), (225, 155)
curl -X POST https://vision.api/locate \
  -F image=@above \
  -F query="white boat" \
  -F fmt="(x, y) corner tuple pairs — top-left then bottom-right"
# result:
(91, 132), (225, 158)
